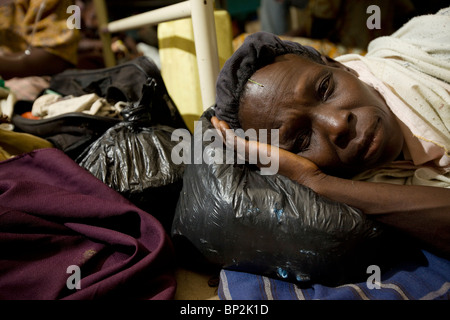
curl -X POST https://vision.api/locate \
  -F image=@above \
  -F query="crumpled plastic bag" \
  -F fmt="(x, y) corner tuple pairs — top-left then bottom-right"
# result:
(172, 107), (412, 286)
(78, 79), (185, 231)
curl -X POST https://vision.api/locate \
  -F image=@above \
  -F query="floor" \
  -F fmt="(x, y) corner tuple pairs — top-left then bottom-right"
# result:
(175, 268), (220, 300)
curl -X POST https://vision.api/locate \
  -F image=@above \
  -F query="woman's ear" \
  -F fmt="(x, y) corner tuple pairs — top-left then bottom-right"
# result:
(320, 55), (359, 76)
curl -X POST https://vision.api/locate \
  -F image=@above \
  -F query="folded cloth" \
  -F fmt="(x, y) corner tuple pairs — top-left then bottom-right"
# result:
(5, 76), (51, 101)
(337, 7), (450, 175)
(0, 80), (16, 123)
(32, 93), (126, 119)
(0, 148), (176, 300)
(0, 128), (53, 161)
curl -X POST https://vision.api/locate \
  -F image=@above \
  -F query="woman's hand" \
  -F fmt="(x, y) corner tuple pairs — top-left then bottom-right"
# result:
(211, 116), (450, 256)
(211, 116), (324, 188)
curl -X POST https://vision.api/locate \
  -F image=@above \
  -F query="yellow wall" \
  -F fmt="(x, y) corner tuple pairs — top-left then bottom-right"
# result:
(158, 10), (233, 133)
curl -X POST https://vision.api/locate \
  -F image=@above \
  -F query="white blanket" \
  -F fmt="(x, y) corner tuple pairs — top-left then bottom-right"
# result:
(336, 7), (450, 187)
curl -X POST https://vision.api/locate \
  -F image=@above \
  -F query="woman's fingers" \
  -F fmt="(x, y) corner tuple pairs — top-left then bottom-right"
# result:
(211, 116), (239, 153)
(211, 115), (285, 166)
(210, 116), (322, 180)
(211, 116), (264, 164)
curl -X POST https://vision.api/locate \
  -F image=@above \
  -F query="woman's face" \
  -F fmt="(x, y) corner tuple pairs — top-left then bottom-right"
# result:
(238, 54), (404, 177)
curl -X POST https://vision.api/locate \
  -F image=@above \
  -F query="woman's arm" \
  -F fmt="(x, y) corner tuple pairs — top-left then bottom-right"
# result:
(212, 116), (450, 256)
(310, 174), (450, 256)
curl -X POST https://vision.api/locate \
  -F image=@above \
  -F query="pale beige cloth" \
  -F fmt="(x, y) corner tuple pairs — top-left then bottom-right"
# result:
(32, 93), (126, 119)
(336, 7), (450, 187)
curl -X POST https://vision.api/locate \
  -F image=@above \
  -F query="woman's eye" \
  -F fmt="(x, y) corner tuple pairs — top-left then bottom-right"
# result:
(319, 77), (330, 100)
(295, 130), (312, 153)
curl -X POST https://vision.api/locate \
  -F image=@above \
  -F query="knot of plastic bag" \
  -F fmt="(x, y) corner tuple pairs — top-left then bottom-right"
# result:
(120, 78), (157, 131)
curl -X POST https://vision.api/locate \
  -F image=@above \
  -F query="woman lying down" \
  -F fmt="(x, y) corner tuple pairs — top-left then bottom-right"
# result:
(212, 7), (450, 258)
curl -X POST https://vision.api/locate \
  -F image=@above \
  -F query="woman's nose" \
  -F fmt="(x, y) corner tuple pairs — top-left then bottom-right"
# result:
(315, 109), (355, 149)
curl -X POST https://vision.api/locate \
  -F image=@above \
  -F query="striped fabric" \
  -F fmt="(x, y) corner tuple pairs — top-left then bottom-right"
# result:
(218, 250), (450, 300)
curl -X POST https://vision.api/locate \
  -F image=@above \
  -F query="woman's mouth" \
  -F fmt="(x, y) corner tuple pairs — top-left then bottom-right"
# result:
(356, 118), (383, 164)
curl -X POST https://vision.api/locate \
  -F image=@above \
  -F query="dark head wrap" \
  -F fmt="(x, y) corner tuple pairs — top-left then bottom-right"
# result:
(215, 32), (324, 129)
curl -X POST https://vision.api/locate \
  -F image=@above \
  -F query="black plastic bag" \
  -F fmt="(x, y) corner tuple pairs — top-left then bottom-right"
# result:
(12, 110), (121, 160)
(12, 56), (186, 159)
(77, 79), (185, 231)
(172, 107), (414, 286)
(48, 56), (186, 130)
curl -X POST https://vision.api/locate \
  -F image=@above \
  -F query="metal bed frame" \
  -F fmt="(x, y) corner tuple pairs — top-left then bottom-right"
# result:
(93, 0), (220, 111)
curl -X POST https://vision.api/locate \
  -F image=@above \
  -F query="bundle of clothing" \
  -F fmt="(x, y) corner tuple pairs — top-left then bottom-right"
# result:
(0, 56), (186, 299)
(0, 148), (176, 299)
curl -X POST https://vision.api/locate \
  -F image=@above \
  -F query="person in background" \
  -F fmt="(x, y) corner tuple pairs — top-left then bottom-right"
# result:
(260, 0), (416, 50)
(260, 0), (309, 35)
(0, 0), (80, 80)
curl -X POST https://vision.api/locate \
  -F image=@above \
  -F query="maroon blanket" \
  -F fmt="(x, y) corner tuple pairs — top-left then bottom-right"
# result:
(0, 148), (176, 300)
